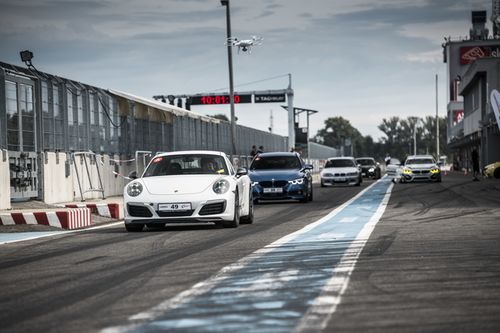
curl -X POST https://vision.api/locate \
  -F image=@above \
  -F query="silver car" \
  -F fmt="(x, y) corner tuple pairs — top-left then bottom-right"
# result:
(400, 155), (442, 182)
(320, 157), (362, 187)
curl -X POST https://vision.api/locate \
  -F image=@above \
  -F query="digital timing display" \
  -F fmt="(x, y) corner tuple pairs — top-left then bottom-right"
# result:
(189, 94), (252, 105)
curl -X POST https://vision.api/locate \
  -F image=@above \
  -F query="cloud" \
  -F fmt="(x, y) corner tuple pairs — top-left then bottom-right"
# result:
(403, 49), (443, 63)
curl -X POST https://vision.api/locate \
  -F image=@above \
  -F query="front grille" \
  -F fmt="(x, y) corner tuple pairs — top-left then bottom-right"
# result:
(259, 180), (288, 187)
(128, 204), (153, 217)
(156, 210), (194, 217)
(413, 170), (430, 174)
(199, 201), (226, 215)
(334, 173), (346, 176)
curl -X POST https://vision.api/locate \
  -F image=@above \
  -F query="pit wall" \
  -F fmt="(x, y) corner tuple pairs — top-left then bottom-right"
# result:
(43, 152), (134, 204)
(0, 150), (10, 210)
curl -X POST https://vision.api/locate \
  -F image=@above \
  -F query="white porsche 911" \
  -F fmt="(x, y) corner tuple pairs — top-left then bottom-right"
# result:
(124, 150), (253, 231)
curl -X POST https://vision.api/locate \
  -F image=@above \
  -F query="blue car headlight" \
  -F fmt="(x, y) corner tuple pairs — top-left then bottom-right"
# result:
(288, 178), (304, 185)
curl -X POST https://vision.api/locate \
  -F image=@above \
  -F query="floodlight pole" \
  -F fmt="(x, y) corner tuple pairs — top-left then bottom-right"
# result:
(287, 74), (294, 151)
(221, 0), (237, 158)
(436, 74), (439, 159)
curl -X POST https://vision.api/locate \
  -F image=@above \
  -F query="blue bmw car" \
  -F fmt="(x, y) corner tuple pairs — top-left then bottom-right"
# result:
(248, 152), (313, 203)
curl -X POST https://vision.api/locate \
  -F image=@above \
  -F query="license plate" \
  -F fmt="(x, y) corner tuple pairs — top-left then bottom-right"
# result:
(263, 187), (283, 193)
(158, 203), (192, 211)
(336, 177), (346, 182)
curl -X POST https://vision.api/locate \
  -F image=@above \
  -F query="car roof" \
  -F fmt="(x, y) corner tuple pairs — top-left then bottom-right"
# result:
(155, 150), (226, 157)
(406, 155), (435, 159)
(327, 156), (355, 161)
(356, 157), (375, 160)
(256, 152), (300, 158)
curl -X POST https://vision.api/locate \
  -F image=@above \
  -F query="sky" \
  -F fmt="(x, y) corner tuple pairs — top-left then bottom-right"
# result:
(0, 0), (494, 141)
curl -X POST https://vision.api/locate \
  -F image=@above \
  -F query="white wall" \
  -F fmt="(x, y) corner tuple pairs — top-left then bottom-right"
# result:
(43, 152), (134, 204)
(0, 150), (11, 210)
(43, 152), (74, 204)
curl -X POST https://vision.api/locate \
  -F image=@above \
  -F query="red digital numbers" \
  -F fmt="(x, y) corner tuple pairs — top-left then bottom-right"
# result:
(200, 95), (241, 104)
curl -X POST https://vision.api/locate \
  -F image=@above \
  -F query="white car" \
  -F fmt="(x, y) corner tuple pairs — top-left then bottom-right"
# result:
(320, 157), (362, 187)
(385, 158), (402, 176)
(400, 155), (442, 183)
(124, 150), (253, 231)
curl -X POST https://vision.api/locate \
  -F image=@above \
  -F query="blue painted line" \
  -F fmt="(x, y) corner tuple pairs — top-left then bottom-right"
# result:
(0, 231), (66, 245)
(117, 179), (393, 333)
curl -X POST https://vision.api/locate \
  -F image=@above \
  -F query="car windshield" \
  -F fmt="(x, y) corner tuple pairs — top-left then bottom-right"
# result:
(250, 155), (301, 170)
(325, 159), (355, 168)
(389, 158), (401, 165)
(406, 158), (434, 165)
(143, 154), (228, 177)
(356, 158), (375, 165)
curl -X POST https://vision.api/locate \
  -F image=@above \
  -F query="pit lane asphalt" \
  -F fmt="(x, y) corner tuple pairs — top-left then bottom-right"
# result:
(0, 179), (367, 333)
(0, 173), (498, 332)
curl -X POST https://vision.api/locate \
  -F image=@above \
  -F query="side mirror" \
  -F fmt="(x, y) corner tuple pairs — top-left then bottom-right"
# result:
(128, 171), (138, 179)
(236, 167), (248, 177)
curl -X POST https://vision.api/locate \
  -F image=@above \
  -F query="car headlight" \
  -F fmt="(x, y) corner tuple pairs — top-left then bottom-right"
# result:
(127, 182), (143, 197)
(251, 181), (259, 187)
(288, 178), (304, 185)
(430, 168), (440, 173)
(368, 167), (375, 172)
(403, 168), (412, 174)
(213, 179), (230, 194)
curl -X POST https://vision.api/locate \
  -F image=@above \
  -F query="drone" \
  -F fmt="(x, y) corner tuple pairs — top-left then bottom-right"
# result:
(226, 36), (263, 53)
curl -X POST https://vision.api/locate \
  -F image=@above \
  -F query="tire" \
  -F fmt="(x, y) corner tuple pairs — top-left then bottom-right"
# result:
(223, 192), (240, 228)
(320, 180), (326, 188)
(308, 183), (313, 201)
(125, 223), (144, 232)
(240, 191), (254, 224)
(494, 167), (500, 179)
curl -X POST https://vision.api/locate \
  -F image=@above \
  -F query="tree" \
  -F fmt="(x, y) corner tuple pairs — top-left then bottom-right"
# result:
(313, 117), (362, 155)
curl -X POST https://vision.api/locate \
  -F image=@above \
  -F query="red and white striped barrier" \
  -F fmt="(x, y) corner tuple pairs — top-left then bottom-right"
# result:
(0, 208), (91, 230)
(63, 203), (120, 219)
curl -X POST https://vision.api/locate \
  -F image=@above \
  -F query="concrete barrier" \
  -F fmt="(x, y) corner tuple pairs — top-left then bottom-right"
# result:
(0, 150), (10, 210)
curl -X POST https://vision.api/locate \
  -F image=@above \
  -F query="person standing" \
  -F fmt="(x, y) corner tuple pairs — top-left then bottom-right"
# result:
(257, 145), (264, 154)
(471, 148), (480, 181)
(250, 145), (257, 157)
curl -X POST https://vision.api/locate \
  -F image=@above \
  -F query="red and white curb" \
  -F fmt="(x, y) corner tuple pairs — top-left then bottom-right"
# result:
(0, 208), (91, 230)
(61, 203), (120, 219)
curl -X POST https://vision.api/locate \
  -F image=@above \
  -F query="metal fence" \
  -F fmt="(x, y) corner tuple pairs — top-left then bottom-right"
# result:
(0, 61), (288, 157)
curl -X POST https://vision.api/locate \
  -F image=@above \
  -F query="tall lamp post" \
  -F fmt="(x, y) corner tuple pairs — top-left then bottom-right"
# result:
(221, 0), (237, 158)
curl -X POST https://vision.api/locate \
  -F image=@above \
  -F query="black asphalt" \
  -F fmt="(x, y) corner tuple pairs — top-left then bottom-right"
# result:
(0, 174), (499, 332)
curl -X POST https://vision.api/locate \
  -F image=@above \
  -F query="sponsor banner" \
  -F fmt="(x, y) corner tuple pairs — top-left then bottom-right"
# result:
(453, 110), (464, 126)
(491, 89), (500, 132)
(254, 93), (286, 103)
(460, 45), (500, 65)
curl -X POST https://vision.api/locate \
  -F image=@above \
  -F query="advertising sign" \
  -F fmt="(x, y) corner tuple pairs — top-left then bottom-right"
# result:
(254, 93), (286, 103)
(452, 110), (464, 126)
(460, 45), (500, 65)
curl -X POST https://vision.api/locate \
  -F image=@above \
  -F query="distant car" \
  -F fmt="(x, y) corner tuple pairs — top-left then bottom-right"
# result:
(386, 158), (402, 177)
(356, 157), (381, 179)
(320, 157), (362, 187)
(400, 155), (442, 183)
(484, 162), (500, 178)
(123, 150), (253, 231)
(248, 152), (313, 203)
